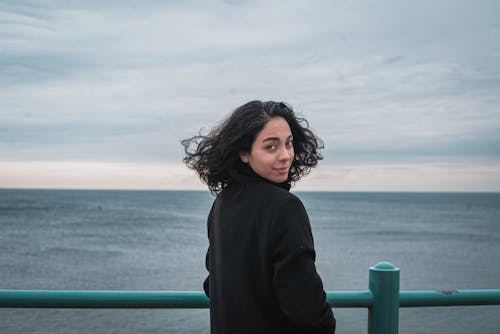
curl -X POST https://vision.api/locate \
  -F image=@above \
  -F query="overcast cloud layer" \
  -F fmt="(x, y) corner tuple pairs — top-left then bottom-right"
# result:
(1, 1), (500, 191)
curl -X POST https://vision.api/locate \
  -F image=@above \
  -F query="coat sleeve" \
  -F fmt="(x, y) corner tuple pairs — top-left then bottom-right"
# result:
(270, 195), (335, 332)
(203, 246), (209, 297)
(203, 202), (215, 298)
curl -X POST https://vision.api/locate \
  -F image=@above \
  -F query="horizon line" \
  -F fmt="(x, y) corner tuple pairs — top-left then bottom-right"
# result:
(1, 187), (499, 194)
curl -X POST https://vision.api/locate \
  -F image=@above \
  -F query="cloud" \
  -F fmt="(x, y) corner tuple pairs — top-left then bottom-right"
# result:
(2, 160), (499, 192)
(297, 162), (500, 192)
(1, 1), (499, 190)
(0, 161), (205, 190)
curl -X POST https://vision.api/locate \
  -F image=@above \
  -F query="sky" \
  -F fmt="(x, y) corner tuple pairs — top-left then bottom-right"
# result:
(1, 0), (500, 191)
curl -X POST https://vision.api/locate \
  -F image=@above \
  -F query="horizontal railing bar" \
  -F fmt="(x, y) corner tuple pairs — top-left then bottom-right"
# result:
(0, 290), (373, 309)
(0, 290), (209, 309)
(326, 291), (374, 307)
(399, 290), (500, 307)
(1, 289), (499, 309)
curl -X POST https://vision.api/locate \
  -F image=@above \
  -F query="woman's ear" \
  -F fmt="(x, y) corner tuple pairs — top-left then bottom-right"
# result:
(240, 151), (249, 163)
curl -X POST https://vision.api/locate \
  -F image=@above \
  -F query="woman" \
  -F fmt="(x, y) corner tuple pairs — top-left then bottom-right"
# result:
(182, 100), (335, 334)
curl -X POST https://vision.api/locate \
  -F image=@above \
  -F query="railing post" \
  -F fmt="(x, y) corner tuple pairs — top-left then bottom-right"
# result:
(368, 262), (400, 334)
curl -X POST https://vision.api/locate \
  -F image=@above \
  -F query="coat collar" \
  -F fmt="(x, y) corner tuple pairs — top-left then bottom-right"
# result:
(229, 164), (291, 191)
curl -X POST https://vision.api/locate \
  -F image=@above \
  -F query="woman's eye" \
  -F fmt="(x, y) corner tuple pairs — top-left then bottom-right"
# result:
(266, 145), (277, 151)
(286, 141), (293, 148)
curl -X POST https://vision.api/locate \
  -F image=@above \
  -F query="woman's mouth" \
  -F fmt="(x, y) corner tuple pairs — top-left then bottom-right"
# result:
(275, 167), (289, 174)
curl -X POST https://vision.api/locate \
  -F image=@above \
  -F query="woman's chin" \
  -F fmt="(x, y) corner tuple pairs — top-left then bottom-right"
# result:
(271, 174), (289, 184)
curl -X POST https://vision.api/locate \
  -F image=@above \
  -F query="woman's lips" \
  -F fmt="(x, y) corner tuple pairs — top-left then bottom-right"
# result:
(275, 167), (289, 174)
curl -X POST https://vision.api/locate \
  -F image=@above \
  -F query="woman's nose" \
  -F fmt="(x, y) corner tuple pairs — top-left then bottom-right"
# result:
(278, 146), (291, 160)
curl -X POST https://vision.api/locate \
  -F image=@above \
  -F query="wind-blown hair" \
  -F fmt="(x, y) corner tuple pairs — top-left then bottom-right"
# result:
(181, 100), (324, 193)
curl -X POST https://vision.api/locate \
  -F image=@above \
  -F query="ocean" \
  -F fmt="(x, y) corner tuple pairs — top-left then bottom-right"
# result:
(1, 189), (499, 333)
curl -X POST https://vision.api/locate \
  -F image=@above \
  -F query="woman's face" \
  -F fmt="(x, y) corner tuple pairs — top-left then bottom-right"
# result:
(240, 116), (294, 183)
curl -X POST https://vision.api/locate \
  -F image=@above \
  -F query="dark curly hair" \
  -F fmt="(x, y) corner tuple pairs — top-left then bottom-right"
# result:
(181, 100), (323, 193)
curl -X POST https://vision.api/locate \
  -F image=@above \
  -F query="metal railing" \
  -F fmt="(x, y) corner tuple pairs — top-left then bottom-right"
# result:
(1, 262), (499, 334)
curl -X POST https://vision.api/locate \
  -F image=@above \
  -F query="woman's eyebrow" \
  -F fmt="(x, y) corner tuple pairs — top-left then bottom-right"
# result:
(261, 135), (293, 143)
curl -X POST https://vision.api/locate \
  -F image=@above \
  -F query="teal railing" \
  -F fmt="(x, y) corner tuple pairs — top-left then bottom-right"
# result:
(1, 262), (500, 334)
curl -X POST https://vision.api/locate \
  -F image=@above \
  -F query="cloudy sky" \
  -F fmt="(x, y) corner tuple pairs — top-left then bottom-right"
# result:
(1, 0), (500, 191)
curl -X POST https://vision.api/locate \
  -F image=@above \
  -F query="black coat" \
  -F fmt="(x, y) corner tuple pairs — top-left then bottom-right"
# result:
(203, 170), (335, 334)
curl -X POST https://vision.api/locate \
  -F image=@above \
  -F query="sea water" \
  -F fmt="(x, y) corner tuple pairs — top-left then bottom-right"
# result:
(1, 189), (499, 333)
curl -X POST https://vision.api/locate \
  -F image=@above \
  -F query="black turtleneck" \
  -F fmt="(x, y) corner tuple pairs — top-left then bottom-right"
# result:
(203, 167), (336, 334)
(229, 164), (291, 191)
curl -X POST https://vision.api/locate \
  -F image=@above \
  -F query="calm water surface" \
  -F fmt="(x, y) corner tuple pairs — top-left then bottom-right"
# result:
(1, 189), (499, 333)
